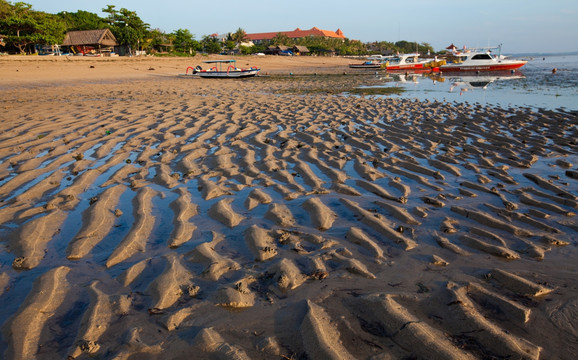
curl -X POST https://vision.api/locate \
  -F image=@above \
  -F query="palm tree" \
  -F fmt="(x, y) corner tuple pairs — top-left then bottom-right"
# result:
(271, 32), (289, 46)
(231, 27), (247, 45)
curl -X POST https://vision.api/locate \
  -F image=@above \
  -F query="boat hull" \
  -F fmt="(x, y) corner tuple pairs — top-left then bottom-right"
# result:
(197, 69), (260, 78)
(440, 61), (526, 72)
(349, 64), (382, 69)
(386, 64), (425, 71)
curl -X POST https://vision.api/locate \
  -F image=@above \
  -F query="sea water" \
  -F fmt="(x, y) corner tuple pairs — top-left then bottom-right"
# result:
(379, 54), (578, 111)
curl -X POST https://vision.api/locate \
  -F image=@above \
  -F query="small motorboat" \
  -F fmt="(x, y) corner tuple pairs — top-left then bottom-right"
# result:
(440, 45), (527, 72)
(384, 53), (436, 71)
(184, 59), (260, 78)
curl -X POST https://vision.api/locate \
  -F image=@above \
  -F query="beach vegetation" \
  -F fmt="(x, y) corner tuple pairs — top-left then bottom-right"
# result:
(271, 32), (290, 47)
(231, 27), (248, 45)
(0, 0), (10, 15)
(0, 2), (62, 54)
(200, 34), (222, 54)
(367, 40), (435, 56)
(102, 5), (149, 51)
(171, 28), (200, 55)
(0, 1), (438, 56)
(57, 10), (108, 31)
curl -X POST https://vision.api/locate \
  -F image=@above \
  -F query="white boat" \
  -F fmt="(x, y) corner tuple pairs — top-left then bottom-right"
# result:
(440, 45), (527, 72)
(384, 53), (438, 71)
(349, 55), (394, 69)
(185, 59), (260, 78)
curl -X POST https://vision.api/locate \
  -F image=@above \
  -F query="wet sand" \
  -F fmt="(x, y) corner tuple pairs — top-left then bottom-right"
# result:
(0, 55), (577, 359)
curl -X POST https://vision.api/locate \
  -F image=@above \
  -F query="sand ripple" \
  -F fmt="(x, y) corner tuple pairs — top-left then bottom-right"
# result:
(0, 75), (576, 359)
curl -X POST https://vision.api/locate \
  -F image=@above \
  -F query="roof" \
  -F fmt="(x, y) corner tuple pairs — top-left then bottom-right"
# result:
(246, 27), (346, 41)
(62, 29), (118, 46)
(202, 60), (236, 63)
(293, 45), (309, 52)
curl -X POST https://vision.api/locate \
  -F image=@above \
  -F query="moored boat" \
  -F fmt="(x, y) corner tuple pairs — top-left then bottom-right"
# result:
(185, 59), (260, 78)
(349, 55), (389, 69)
(384, 53), (437, 71)
(349, 61), (383, 69)
(440, 45), (527, 72)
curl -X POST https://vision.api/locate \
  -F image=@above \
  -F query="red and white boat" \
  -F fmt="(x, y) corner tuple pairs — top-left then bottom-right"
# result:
(384, 53), (436, 71)
(440, 45), (527, 72)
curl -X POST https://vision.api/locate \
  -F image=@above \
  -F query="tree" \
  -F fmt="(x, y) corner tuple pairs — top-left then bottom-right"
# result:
(200, 34), (221, 54)
(393, 40), (432, 54)
(58, 10), (107, 31)
(0, 2), (48, 53)
(239, 45), (252, 55)
(231, 27), (247, 45)
(36, 12), (66, 46)
(0, 0), (11, 16)
(171, 28), (199, 55)
(102, 5), (149, 53)
(271, 32), (289, 46)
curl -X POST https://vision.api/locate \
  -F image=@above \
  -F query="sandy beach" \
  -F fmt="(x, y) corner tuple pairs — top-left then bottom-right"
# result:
(0, 55), (577, 359)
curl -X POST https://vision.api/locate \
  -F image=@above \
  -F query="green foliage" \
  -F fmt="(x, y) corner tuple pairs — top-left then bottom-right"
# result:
(239, 45), (253, 55)
(261, 35), (367, 56)
(0, 1), (439, 56)
(394, 41), (434, 54)
(0, 0), (11, 16)
(36, 12), (66, 44)
(171, 28), (199, 55)
(102, 5), (149, 50)
(271, 32), (290, 46)
(58, 10), (107, 31)
(365, 40), (434, 56)
(0, 2), (60, 53)
(200, 35), (222, 54)
(231, 27), (247, 44)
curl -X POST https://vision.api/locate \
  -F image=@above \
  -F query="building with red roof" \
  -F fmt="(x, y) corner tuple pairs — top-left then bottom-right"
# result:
(246, 27), (346, 44)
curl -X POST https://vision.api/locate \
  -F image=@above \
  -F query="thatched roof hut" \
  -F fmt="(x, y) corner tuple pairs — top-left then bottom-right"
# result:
(292, 45), (309, 55)
(62, 29), (118, 54)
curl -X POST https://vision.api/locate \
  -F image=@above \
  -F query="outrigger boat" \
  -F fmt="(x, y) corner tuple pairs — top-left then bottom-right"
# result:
(185, 59), (260, 78)
(349, 60), (383, 69)
(349, 55), (389, 69)
(440, 45), (527, 72)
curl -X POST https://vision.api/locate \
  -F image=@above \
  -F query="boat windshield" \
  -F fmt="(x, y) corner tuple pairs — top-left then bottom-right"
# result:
(471, 54), (493, 60)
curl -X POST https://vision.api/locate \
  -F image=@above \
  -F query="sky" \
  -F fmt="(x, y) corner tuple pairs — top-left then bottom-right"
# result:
(22, 0), (578, 54)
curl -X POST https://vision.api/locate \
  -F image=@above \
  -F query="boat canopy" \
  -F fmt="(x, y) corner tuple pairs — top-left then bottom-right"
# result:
(202, 59), (237, 63)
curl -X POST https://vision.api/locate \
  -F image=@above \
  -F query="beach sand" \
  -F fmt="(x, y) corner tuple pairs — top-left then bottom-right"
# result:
(0, 55), (577, 359)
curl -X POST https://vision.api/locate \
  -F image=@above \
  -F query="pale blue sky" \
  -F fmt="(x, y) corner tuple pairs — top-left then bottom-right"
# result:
(23, 0), (578, 53)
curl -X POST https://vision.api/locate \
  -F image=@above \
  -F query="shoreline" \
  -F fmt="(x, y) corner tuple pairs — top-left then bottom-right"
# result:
(0, 57), (577, 359)
(0, 55), (357, 88)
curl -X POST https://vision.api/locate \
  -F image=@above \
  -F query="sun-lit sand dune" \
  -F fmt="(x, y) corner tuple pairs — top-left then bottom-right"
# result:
(0, 56), (576, 359)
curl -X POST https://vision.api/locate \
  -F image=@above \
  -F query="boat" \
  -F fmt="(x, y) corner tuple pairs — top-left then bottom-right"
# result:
(349, 60), (383, 69)
(440, 45), (527, 72)
(349, 55), (388, 69)
(185, 59), (260, 78)
(384, 53), (439, 71)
